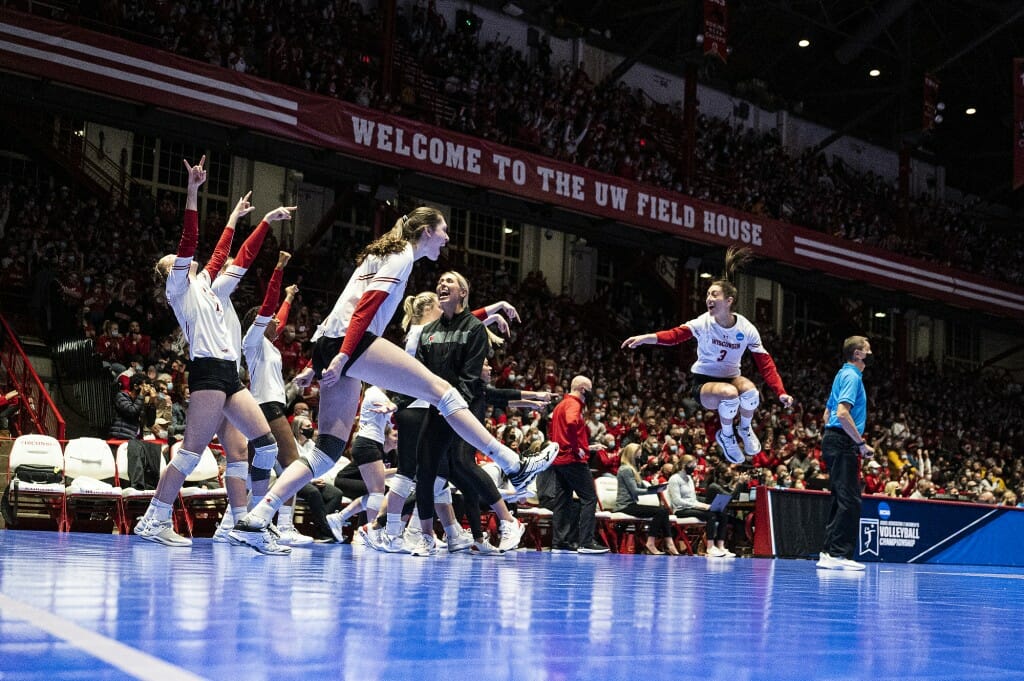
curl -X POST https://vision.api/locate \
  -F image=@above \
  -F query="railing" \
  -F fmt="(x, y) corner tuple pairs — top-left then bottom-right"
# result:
(0, 314), (66, 439)
(51, 337), (115, 433)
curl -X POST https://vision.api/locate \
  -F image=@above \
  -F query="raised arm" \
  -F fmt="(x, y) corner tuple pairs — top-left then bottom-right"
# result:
(621, 324), (693, 349)
(203, 191), (253, 279)
(167, 157), (206, 297)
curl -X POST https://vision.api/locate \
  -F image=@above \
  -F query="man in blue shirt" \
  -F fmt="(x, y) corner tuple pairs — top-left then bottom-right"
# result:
(817, 336), (874, 571)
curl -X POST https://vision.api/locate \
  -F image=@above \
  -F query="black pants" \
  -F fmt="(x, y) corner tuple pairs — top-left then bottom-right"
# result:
(620, 503), (671, 538)
(675, 508), (728, 541)
(821, 429), (862, 559)
(394, 406), (429, 479)
(417, 408), (500, 522)
(550, 463), (598, 547)
(296, 482), (344, 540)
(444, 440), (501, 539)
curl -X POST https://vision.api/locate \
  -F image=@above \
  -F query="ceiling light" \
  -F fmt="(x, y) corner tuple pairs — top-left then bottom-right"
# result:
(699, 272), (713, 279)
(874, 311), (887, 318)
(868, 69), (881, 78)
(798, 39), (810, 48)
(965, 107), (977, 115)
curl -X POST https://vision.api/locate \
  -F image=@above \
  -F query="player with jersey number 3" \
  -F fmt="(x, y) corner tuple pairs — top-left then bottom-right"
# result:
(620, 247), (793, 463)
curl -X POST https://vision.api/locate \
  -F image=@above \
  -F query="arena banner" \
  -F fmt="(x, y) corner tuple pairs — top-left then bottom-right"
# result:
(755, 487), (1024, 567)
(703, 0), (729, 63)
(2, 9), (1023, 318)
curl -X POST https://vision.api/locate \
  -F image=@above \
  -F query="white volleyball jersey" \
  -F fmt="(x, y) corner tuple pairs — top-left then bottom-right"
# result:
(356, 385), (391, 444)
(212, 264), (248, 368)
(166, 258), (237, 362)
(686, 312), (766, 378)
(311, 244), (415, 342)
(243, 315), (286, 405)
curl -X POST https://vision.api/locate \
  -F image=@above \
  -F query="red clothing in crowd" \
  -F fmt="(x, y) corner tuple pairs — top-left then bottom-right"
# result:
(548, 393), (589, 467)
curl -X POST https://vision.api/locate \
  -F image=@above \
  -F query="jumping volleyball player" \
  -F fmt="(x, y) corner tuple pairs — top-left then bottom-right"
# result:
(621, 247), (793, 463)
(230, 207), (555, 553)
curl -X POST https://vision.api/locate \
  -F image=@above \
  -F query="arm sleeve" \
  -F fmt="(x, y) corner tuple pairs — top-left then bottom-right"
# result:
(276, 299), (292, 327)
(231, 220), (270, 270)
(618, 469), (640, 503)
(203, 223), (235, 279)
(752, 352), (787, 398)
(484, 386), (520, 408)
(471, 307), (487, 320)
(566, 399), (586, 451)
(167, 210), (198, 299)
(339, 290), (389, 357)
(258, 267), (284, 317)
(655, 325), (694, 346)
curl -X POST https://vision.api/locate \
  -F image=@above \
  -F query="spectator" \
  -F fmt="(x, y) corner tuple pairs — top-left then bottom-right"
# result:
(109, 373), (155, 440)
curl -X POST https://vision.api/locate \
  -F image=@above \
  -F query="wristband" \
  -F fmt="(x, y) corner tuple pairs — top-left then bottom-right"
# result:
(856, 441), (866, 447)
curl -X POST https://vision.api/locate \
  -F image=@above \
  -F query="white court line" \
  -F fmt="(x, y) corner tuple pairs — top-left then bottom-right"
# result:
(0, 593), (209, 681)
(915, 571), (1024, 580)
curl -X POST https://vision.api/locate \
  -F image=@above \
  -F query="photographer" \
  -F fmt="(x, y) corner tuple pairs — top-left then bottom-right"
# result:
(109, 373), (156, 440)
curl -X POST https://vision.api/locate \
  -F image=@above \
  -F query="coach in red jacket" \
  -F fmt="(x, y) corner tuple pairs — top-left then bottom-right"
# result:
(546, 375), (609, 554)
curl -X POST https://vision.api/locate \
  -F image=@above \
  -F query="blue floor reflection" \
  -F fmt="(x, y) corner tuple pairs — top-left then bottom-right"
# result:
(1, 530), (1022, 680)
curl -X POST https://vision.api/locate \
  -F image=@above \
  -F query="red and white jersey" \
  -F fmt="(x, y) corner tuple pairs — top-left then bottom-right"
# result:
(356, 385), (391, 445)
(165, 259), (236, 362)
(686, 312), (766, 378)
(312, 244), (414, 342)
(212, 264), (247, 368)
(243, 315), (286, 405)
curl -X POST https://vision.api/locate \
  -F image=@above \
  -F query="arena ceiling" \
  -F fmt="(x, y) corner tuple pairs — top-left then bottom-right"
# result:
(483, 0), (1024, 207)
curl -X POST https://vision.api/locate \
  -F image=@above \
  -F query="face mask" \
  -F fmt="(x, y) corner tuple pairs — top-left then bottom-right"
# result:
(670, 445), (678, 453)
(155, 429), (167, 440)
(166, 382), (173, 392)
(685, 463), (697, 473)
(301, 427), (315, 438)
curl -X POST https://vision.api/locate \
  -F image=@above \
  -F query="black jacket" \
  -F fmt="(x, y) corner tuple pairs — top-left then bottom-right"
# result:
(417, 309), (488, 404)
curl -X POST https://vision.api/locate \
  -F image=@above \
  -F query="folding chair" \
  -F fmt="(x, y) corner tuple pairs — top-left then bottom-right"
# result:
(63, 437), (124, 533)
(593, 476), (640, 553)
(662, 493), (707, 556)
(509, 479), (552, 551)
(115, 440), (168, 534)
(4, 434), (65, 530)
(175, 443), (227, 537)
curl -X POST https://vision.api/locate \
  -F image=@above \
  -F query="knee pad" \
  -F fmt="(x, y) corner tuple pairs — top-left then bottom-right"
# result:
(366, 492), (384, 512)
(738, 389), (760, 411)
(434, 479), (452, 505)
(718, 396), (740, 420)
(387, 474), (415, 498)
(436, 387), (468, 418)
(224, 460), (249, 481)
(169, 448), (201, 476)
(250, 433), (277, 481)
(300, 433), (346, 477)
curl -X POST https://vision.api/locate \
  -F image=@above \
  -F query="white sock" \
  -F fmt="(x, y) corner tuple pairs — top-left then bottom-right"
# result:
(386, 512), (405, 538)
(739, 415), (752, 429)
(149, 498), (172, 522)
(249, 492), (284, 525)
(444, 523), (462, 540)
(485, 438), (519, 474)
(278, 505), (294, 528)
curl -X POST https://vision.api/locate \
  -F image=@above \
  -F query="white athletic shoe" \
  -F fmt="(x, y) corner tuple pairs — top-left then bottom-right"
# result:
(736, 423), (761, 454)
(715, 430), (745, 464)
(498, 519), (526, 552)
(707, 546), (735, 558)
(508, 442), (558, 492)
(817, 552), (864, 571)
(408, 534), (438, 557)
(326, 513), (348, 543)
(212, 524), (242, 545)
(378, 531), (407, 554)
(471, 538), (504, 556)
(276, 525), (314, 546)
(134, 517), (192, 547)
(446, 528), (474, 553)
(229, 519), (292, 555)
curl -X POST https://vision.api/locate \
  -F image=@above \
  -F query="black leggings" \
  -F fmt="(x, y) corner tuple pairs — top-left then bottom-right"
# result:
(676, 508), (728, 541)
(442, 440), (501, 539)
(619, 503), (672, 538)
(416, 407), (500, 522)
(394, 406), (429, 479)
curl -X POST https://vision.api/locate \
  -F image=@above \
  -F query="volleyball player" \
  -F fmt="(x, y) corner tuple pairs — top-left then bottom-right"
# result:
(621, 247), (793, 463)
(135, 157), (291, 549)
(230, 208), (556, 553)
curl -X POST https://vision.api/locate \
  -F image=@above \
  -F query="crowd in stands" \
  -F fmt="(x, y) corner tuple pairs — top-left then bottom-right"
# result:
(4, 137), (1024, 519)
(68, 0), (1024, 287)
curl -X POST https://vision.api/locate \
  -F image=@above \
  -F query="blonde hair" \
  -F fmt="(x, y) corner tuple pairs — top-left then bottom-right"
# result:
(401, 291), (439, 330)
(440, 270), (471, 311)
(357, 207), (445, 265)
(619, 443), (642, 484)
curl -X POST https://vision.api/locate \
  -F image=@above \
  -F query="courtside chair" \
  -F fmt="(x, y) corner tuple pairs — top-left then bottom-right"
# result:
(63, 437), (124, 533)
(174, 442), (227, 537)
(115, 440), (168, 534)
(5, 434), (66, 530)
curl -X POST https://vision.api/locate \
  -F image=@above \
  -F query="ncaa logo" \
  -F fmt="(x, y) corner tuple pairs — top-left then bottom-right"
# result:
(736, 332), (745, 341)
(859, 518), (879, 557)
(878, 502), (891, 520)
